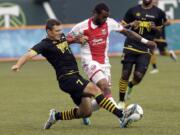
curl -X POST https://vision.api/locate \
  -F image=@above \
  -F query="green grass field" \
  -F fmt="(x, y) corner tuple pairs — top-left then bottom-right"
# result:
(0, 56), (180, 135)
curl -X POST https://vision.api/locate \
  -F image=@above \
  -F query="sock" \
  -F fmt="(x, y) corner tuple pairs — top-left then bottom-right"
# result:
(152, 64), (157, 69)
(108, 97), (119, 108)
(151, 53), (157, 69)
(55, 108), (79, 120)
(128, 81), (134, 88)
(119, 79), (128, 102)
(95, 94), (124, 118)
(91, 96), (118, 111)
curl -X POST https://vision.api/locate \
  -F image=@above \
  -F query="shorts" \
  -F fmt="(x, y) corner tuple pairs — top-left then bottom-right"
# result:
(58, 73), (89, 106)
(82, 60), (111, 85)
(121, 52), (151, 74)
(156, 42), (168, 53)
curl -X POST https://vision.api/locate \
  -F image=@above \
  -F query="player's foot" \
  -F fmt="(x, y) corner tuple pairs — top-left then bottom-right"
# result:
(120, 104), (137, 128)
(169, 50), (177, 61)
(82, 117), (91, 125)
(44, 109), (57, 129)
(118, 101), (126, 109)
(149, 69), (159, 74)
(125, 87), (133, 100)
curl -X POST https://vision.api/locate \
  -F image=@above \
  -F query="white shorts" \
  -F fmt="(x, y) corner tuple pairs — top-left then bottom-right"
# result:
(82, 60), (111, 85)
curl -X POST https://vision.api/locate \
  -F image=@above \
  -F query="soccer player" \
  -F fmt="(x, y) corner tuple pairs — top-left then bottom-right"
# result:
(68, 3), (156, 119)
(118, 0), (164, 106)
(11, 19), (136, 129)
(149, 0), (177, 74)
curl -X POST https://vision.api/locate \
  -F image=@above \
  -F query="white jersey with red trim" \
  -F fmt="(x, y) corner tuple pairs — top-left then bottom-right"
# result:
(70, 17), (124, 66)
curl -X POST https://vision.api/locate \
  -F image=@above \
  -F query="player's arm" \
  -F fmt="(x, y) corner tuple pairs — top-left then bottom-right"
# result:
(120, 28), (157, 47)
(66, 34), (88, 45)
(121, 20), (139, 29)
(120, 7), (140, 29)
(11, 50), (37, 72)
(67, 20), (88, 45)
(109, 18), (156, 47)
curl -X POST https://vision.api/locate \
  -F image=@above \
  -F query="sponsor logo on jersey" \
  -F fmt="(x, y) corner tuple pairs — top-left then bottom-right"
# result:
(101, 29), (107, 35)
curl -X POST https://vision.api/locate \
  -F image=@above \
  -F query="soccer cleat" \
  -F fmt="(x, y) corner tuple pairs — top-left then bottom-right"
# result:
(44, 109), (57, 129)
(125, 87), (133, 100)
(149, 69), (159, 74)
(82, 117), (91, 125)
(117, 101), (126, 109)
(120, 104), (137, 128)
(169, 50), (177, 61)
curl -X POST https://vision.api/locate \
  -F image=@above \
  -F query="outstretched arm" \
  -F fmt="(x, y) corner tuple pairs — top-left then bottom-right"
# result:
(66, 33), (88, 45)
(120, 28), (157, 47)
(11, 50), (37, 72)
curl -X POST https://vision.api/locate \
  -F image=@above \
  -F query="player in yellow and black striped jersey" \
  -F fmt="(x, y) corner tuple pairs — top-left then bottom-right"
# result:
(149, 0), (177, 74)
(118, 0), (166, 108)
(11, 19), (135, 129)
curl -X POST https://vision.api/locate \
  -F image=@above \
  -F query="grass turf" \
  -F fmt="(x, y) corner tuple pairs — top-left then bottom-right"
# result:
(0, 56), (180, 135)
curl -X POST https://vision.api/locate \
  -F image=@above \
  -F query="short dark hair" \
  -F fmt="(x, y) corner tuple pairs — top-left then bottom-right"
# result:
(93, 3), (109, 14)
(46, 19), (61, 30)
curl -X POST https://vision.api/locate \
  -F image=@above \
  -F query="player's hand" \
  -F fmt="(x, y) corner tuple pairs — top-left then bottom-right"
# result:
(131, 20), (140, 29)
(150, 21), (157, 30)
(11, 65), (20, 72)
(79, 35), (88, 45)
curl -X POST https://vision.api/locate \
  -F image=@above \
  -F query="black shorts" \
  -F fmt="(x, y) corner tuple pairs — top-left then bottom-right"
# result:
(58, 73), (89, 106)
(121, 52), (151, 74)
(156, 42), (168, 53)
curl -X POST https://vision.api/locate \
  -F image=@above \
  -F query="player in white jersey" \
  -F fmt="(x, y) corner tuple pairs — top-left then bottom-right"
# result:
(70, 16), (123, 94)
(67, 3), (156, 125)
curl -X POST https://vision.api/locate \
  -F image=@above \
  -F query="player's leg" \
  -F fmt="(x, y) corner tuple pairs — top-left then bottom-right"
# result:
(83, 61), (117, 111)
(127, 53), (151, 99)
(83, 82), (137, 128)
(159, 42), (177, 61)
(169, 50), (177, 61)
(149, 51), (159, 74)
(118, 53), (134, 109)
(44, 74), (93, 129)
(44, 74), (136, 129)
(82, 62), (117, 125)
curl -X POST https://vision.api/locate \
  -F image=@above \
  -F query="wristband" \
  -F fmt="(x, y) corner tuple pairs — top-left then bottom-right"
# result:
(141, 38), (149, 44)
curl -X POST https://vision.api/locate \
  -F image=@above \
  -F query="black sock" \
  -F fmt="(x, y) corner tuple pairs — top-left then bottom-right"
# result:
(119, 93), (126, 102)
(128, 81), (134, 88)
(152, 64), (157, 69)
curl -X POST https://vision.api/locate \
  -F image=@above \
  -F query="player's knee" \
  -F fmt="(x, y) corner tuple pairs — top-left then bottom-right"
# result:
(97, 79), (111, 96)
(80, 109), (92, 118)
(122, 70), (131, 80)
(84, 111), (92, 118)
(134, 71), (144, 83)
(84, 82), (101, 96)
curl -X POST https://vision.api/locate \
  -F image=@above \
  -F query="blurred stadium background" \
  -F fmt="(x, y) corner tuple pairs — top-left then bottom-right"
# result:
(0, 0), (180, 59)
(0, 1), (180, 135)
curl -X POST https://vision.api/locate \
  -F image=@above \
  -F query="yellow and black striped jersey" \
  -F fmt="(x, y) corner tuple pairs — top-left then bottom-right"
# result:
(31, 33), (79, 79)
(122, 5), (167, 53)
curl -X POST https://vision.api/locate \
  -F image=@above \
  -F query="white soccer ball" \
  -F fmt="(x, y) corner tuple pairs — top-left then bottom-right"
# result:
(126, 104), (143, 122)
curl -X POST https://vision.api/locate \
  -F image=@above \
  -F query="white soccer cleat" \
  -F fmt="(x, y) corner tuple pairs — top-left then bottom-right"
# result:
(44, 109), (57, 129)
(169, 50), (177, 61)
(120, 104), (137, 128)
(149, 69), (159, 74)
(117, 101), (126, 110)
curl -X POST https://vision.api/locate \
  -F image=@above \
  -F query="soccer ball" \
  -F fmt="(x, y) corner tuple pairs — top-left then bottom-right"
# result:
(126, 104), (143, 122)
